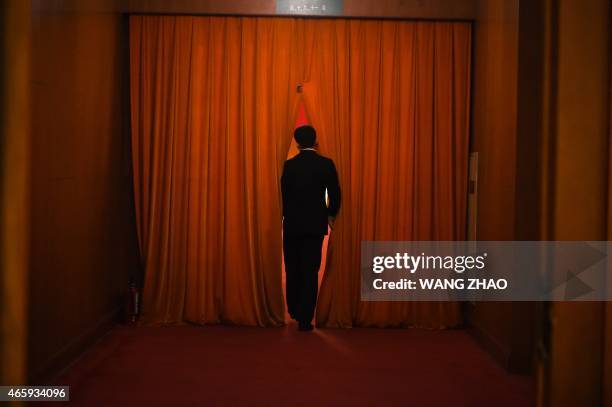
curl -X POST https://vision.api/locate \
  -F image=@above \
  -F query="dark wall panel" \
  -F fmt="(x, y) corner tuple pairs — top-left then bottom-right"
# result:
(466, 0), (532, 373)
(28, 11), (139, 382)
(1, 0), (30, 386)
(547, 0), (610, 404)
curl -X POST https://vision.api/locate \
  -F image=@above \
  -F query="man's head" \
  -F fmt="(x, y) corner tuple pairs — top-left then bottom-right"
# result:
(294, 125), (317, 149)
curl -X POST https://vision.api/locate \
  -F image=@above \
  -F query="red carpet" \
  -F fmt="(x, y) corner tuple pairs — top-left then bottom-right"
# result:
(52, 325), (532, 406)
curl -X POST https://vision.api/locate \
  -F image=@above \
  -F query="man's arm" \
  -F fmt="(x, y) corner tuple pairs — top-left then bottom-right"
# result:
(281, 161), (289, 218)
(326, 159), (341, 218)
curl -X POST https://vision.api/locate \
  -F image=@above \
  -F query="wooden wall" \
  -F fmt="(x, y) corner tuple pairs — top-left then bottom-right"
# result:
(0, 0), (31, 387)
(28, 8), (140, 383)
(466, 0), (534, 373)
(544, 0), (610, 405)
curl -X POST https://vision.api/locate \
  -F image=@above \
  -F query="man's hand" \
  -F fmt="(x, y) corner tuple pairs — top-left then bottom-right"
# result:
(328, 216), (336, 230)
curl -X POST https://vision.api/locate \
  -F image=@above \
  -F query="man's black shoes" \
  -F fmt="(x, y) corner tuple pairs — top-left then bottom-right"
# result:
(298, 322), (314, 331)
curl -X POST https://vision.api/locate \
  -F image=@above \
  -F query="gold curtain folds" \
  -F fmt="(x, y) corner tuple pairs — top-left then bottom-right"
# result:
(300, 20), (471, 328)
(130, 16), (471, 328)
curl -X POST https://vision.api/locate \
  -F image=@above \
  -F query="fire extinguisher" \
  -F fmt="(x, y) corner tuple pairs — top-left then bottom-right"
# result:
(125, 280), (140, 324)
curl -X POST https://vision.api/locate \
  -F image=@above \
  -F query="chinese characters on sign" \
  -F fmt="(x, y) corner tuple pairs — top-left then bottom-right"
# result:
(291, 4), (325, 12)
(276, 0), (343, 15)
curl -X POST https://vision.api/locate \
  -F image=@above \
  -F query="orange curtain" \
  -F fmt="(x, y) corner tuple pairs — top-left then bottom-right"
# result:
(300, 20), (471, 328)
(130, 15), (301, 325)
(130, 16), (471, 328)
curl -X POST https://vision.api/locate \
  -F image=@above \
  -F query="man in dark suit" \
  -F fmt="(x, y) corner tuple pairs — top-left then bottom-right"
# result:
(281, 125), (341, 331)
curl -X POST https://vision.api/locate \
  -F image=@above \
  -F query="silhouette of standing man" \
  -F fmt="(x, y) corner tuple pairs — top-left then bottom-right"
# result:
(281, 125), (341, 331)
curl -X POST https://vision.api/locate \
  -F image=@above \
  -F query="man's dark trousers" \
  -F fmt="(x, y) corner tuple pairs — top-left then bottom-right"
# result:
(283, 234), (324, 324)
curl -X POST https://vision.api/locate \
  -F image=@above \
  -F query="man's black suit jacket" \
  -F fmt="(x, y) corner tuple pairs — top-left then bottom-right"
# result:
(281, 150), (341, 237)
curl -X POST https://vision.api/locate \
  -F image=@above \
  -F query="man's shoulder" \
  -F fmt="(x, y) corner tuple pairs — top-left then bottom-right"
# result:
(317, 155), (336, 168)
(284, 156), (299, 166)
(310, 155), (336, 172)
(284, 153), (334, 167)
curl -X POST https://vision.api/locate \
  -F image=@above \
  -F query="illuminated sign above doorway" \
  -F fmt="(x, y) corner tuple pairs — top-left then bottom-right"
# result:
(276, 0), (344, 15)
